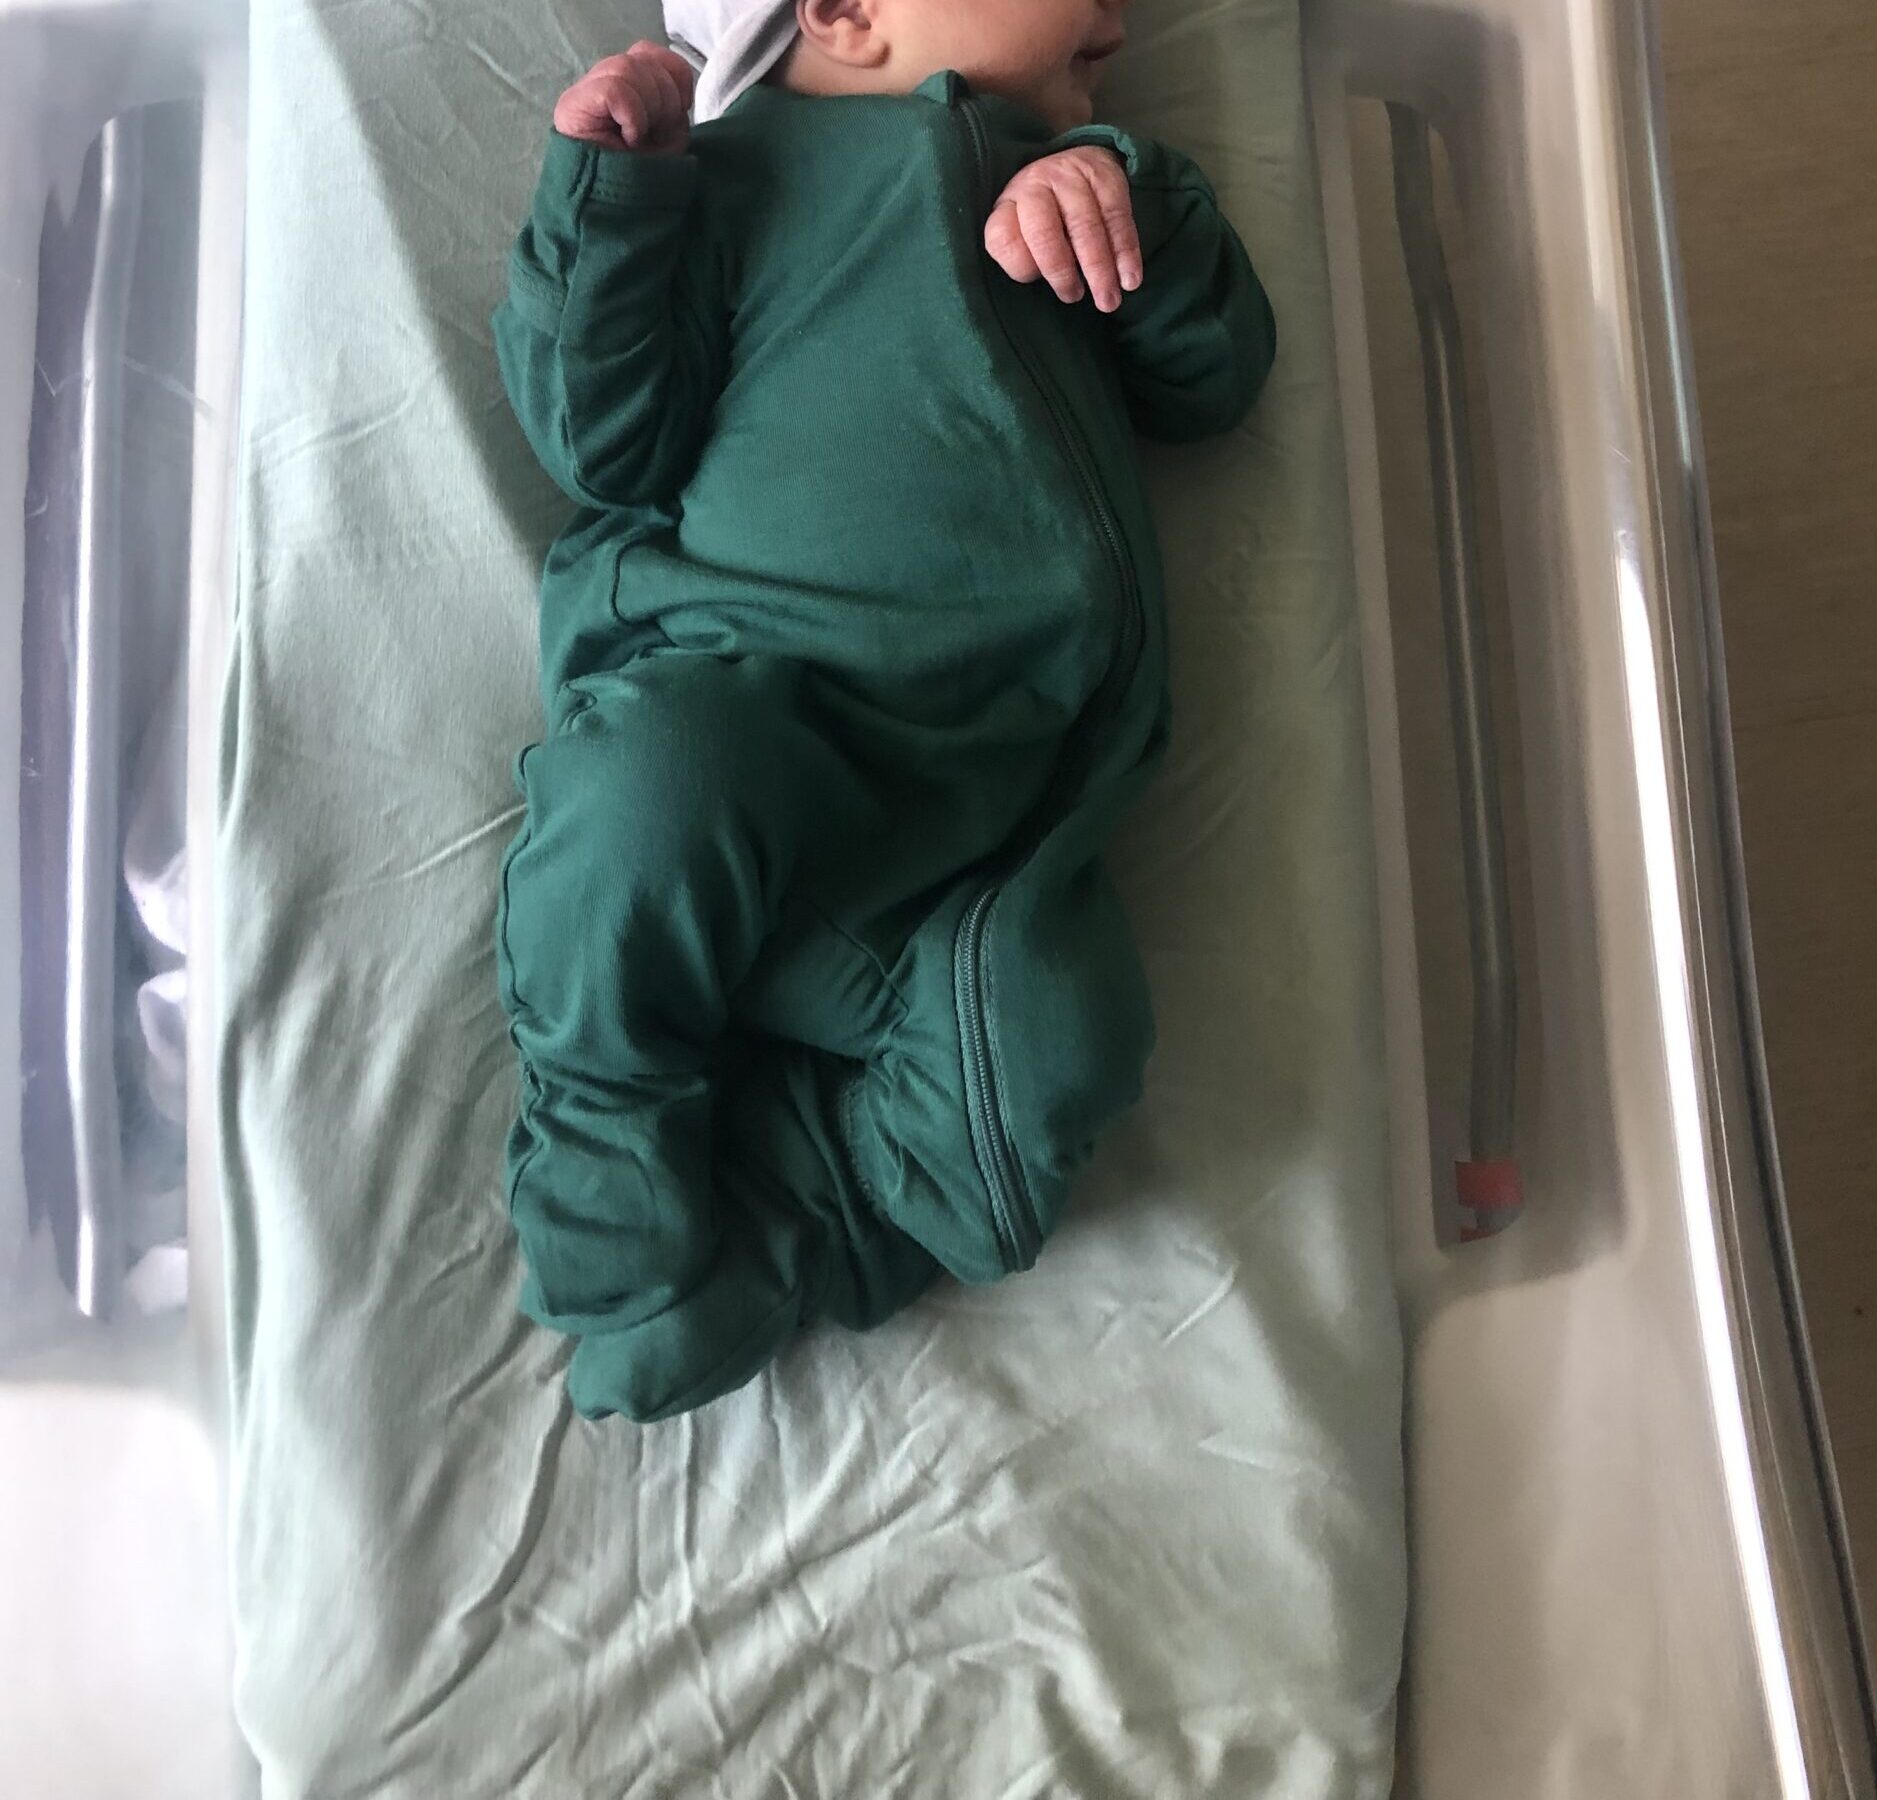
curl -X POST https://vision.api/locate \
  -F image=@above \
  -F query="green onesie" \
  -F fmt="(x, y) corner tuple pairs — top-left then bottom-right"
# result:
(494, 70), (1274, 1422)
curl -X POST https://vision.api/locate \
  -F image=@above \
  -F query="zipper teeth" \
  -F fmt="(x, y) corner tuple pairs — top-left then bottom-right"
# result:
(958, 887), (1025, 1257)
(976, 899), (1026, 1214)
(953, 97), (1145, 1267)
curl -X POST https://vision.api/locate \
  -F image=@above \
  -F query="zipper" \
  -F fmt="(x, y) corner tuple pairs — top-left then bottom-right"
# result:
(953, 94), (1146, 1270)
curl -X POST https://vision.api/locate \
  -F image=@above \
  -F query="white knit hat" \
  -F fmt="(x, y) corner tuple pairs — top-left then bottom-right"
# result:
(664, 0), (801, 123)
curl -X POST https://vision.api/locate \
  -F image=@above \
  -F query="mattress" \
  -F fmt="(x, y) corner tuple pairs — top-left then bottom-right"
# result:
(219, 0), (1406, 1792)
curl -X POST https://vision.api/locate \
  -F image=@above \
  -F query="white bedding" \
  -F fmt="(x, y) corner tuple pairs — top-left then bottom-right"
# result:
(220, 0), (1405, 1791)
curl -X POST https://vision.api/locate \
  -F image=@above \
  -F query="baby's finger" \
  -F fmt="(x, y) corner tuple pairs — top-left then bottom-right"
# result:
(603, 77), (652, 147)
(642, 58), (689, 138)
(1051, 168), (1121, 311)
(1086, 155), (1143, 292)
(985, 200), (1043, 283)
(554, 80), (627, 144)
(632, 43), (698, 104)
(1015, 189), (1083, 303)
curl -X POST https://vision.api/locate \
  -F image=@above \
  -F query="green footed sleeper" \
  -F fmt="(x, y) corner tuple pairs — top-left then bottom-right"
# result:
(493, 71), (1275, 1422)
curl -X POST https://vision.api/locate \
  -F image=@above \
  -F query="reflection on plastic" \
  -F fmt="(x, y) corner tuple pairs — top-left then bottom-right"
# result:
(16, 102), (204, 1331)
(1616, 548), (1810, 1797)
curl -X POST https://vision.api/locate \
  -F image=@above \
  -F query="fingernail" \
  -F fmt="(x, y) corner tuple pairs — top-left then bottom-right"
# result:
(1122, 267), (1142, 291)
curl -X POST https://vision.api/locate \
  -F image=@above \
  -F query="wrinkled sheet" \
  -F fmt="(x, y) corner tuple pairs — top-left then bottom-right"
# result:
(220, 0), (1406, 1792)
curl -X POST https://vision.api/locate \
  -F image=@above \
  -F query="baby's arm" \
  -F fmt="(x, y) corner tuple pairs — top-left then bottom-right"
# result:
(494, 46), (725, 508)
(986, 136), (1277, 444)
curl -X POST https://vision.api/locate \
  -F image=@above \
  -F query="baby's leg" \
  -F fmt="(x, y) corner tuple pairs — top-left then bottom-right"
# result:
(851, 832), (1158, 1286)
(497, 654), (931, 1422)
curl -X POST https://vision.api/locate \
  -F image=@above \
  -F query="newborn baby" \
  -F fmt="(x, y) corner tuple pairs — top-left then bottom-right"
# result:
(495, 0), (1275, 1422)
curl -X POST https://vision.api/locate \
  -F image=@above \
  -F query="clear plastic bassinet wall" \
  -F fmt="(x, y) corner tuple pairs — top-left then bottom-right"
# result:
(1, 2), (245, 1793)
(0, 0), (1871, 1797)
(1307, 0), (1876, 1794)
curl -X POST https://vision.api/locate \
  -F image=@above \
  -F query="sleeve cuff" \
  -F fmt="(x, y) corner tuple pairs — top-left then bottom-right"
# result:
(1052, 124), (1145, 180)
(1052, 127), (1218, 206)
(540, 129), (700, 210)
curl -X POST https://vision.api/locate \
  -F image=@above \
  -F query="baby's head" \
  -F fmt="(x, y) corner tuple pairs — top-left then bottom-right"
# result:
(786, 0), (1127, 129)
(669, 0), (1129, 133)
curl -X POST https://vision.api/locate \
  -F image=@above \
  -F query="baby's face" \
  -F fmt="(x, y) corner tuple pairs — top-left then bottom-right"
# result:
(883, 0), (1129, 131)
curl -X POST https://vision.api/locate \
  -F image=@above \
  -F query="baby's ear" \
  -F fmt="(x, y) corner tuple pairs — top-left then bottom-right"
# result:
(796, 0), (888, 69)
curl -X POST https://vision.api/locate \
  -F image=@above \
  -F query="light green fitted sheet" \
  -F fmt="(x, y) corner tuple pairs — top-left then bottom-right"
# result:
(220, 2), (1406, 1793)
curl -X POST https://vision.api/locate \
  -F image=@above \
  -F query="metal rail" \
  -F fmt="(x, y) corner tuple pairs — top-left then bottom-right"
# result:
(1387, 102), (1521, 1234)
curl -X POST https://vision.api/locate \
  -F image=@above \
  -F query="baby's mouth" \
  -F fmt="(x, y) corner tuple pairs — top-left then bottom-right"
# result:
(1073, 36), (1125, 73)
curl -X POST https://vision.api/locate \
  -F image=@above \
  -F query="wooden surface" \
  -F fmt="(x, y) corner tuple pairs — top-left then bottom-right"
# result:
(1657, 0), (1877, 1641)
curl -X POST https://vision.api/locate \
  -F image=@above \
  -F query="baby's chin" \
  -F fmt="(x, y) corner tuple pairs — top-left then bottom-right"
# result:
(1037, 74), (1100, 131)
(965, 68), (1099, 131)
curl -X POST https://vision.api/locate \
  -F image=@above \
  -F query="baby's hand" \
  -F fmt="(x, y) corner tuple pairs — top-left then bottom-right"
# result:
(984, 148), (1142, 313)
(553, 44), (695, 155)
